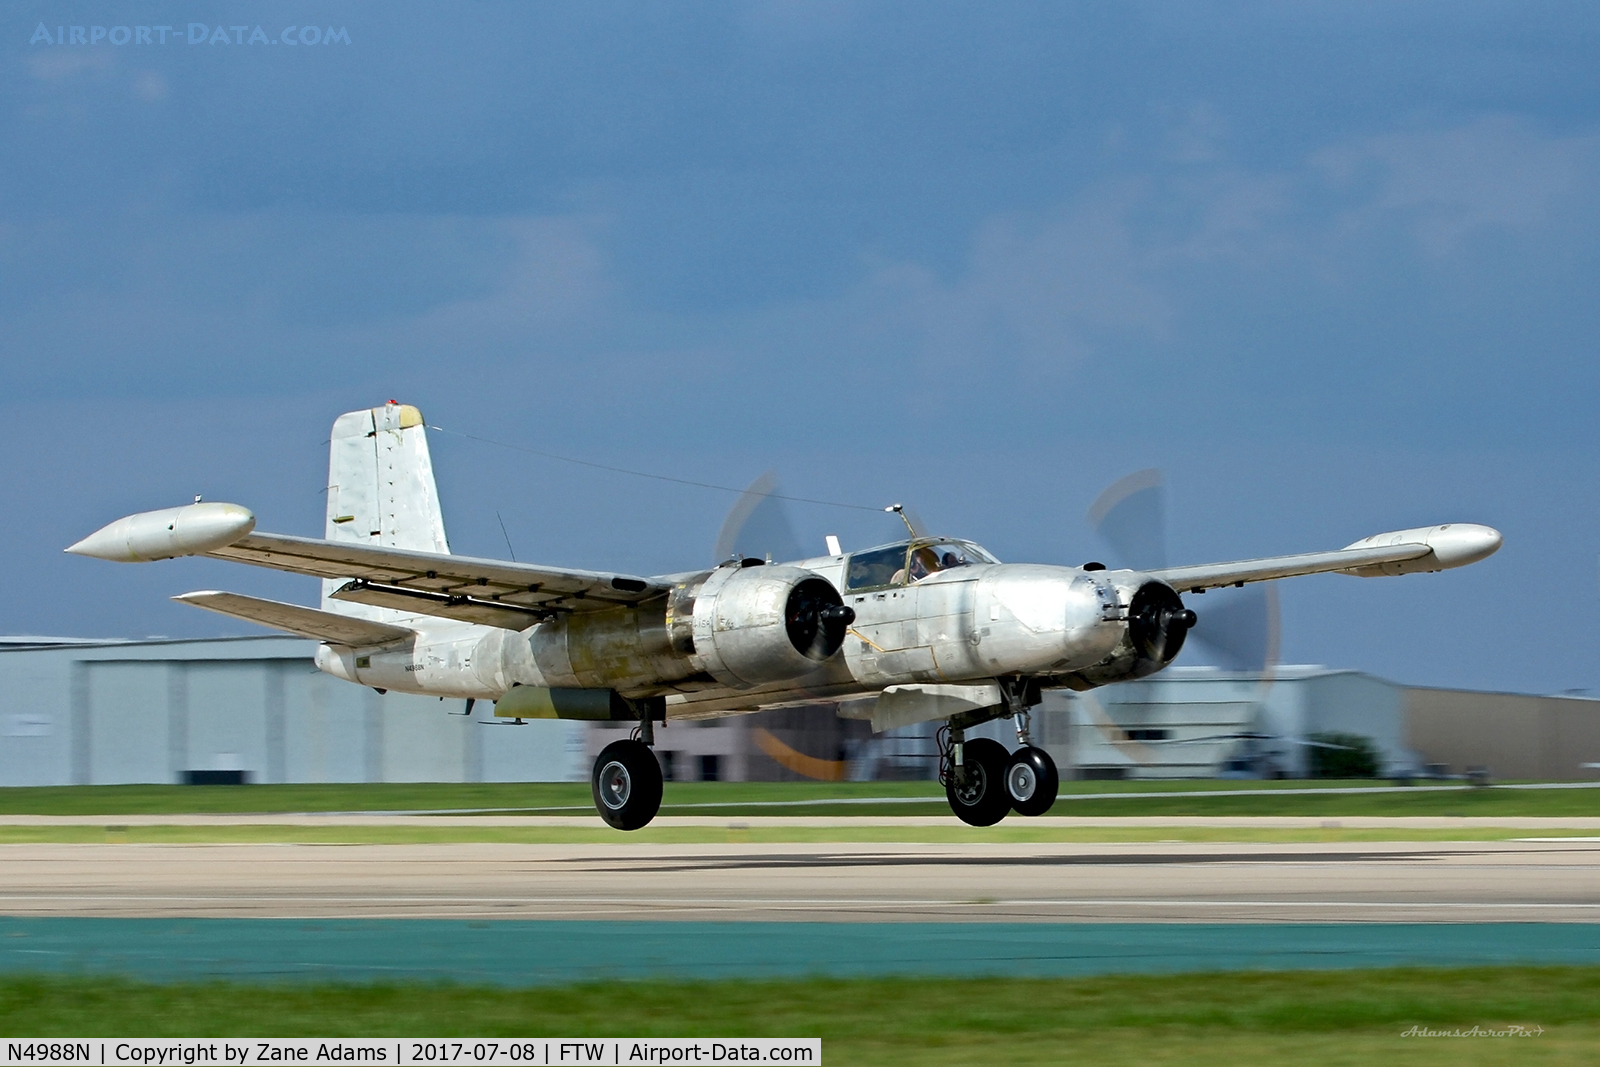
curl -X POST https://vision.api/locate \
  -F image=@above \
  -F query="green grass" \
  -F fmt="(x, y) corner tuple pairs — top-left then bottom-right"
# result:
(1051, 786), (1600, 818)
(6, 824), (1599, 846)
(0, 781), (1595, 818)
(0, 967), (1595, 1064)
(0, 782), (938, 815)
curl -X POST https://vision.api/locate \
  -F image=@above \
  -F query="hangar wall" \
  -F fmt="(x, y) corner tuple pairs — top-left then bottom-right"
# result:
(1048, 667), (1410, 779)
(0, 636), (583, 786)
(1406, 687), (1600, 780)
(4, 637), (1596, 786)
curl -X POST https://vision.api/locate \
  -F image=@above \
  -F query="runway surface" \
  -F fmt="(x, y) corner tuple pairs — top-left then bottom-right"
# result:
(0, 918), (1596, 985)
(0, 838), (1595, 922)
(4, 814), (1600, 827)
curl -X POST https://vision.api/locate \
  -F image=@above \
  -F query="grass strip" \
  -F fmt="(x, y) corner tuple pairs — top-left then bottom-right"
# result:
(2, 825), (1598, 846)
(0, 966), (1595, 1065)
(0, 782), (1593, 818)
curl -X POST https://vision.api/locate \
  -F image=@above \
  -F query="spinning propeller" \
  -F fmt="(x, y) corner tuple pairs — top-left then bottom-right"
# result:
(713, 471), (805, 565)
(1083, 469), (1285, 771)
(1087, 469), (1281, 676)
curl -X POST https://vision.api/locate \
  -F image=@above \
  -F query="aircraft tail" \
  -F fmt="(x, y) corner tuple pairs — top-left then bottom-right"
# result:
(322, 401), (450, 618)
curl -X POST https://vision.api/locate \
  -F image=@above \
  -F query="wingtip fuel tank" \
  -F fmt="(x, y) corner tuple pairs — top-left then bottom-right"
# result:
(66, 502), (256, 562)
(1340, 523), (1502, 577)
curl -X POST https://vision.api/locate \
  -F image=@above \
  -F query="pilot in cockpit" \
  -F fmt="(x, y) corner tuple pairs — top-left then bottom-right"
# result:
(907, 546), (941, 582)
(893, 542), (979, 584)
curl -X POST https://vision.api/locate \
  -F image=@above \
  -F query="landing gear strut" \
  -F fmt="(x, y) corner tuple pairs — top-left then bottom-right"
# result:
(1000, 678), (1059, 817)
(939, 679), (1060, 825)
(591, 708), (663, 831)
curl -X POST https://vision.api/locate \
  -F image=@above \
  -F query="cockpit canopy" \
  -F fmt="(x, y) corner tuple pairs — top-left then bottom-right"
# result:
(843, 539), (998, 591)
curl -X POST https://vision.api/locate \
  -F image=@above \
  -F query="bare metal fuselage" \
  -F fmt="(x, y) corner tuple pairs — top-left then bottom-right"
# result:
(315, 554), (1159, 719)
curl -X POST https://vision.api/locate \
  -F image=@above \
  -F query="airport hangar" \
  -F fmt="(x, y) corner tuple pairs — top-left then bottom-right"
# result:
(0, 634), (1596, 787)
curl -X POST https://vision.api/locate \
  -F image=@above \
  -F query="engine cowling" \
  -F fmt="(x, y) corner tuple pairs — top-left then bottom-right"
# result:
(689, 564), (855, 689)
(1063, 577), (1196, 689)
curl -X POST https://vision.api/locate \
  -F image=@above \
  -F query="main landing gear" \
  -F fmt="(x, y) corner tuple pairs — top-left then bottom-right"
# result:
(940, 682), (1059, 826)
(591, 713), (663, 831)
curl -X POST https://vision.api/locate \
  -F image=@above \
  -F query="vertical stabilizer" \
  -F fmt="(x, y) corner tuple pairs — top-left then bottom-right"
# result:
(322, 402), (450, 618)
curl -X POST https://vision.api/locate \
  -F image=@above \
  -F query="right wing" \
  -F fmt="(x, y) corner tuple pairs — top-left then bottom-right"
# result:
(1153, 523), (1501, 593)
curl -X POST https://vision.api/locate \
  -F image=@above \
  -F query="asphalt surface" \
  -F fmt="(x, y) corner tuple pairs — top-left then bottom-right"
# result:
(0, 838), (1595, 922)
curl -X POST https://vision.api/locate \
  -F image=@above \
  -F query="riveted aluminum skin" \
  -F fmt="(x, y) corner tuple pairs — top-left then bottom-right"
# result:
(525, 590), (705, 694)
(691, 564), (842, 689)
(970, 565), (1127, 677)
(840, 563), (1130, 689)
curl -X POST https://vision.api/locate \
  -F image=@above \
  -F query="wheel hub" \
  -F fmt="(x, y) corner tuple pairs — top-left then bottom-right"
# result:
(598, 760), (632, 809)
(952, 763), (987, 806)
(1007, 761), (1037, 802)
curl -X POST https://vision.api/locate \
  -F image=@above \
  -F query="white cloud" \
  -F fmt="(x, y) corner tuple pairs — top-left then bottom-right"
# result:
(851, 183), (1173, 386)
(1314, 115), (1600, 256)
(393, 216), (613, 346)
(818, 113), (1600, 393)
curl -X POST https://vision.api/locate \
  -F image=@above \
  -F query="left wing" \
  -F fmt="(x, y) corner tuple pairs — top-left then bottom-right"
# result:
(207, 531), (664, 623)
(1153, 523), (1501, 593)
(67, 502), (666, 628)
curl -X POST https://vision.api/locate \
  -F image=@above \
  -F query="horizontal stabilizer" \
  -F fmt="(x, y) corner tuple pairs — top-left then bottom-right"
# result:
(174, 591), (415, 647)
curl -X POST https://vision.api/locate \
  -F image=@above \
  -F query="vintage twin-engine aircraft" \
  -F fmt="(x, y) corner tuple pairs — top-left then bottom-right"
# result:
(68, 402), (1501, 829)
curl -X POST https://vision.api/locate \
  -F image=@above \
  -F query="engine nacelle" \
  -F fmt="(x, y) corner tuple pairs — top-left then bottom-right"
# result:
(688, 564), (855, 689)
(1061, 577), (1196, 690)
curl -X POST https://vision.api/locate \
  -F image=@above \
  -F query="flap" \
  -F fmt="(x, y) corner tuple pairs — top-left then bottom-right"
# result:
(174, 591), (415, 647)
(330, 580), (549, 630)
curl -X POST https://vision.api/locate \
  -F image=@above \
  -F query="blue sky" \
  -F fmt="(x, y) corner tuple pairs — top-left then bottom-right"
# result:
(5, 1), (1598, 693)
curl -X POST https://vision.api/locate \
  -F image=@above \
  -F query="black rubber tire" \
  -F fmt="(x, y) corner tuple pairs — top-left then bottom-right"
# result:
(945, 737), (1011, 827)
(591, 739), (664, 831)
(1005, 746), (1059, 816)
